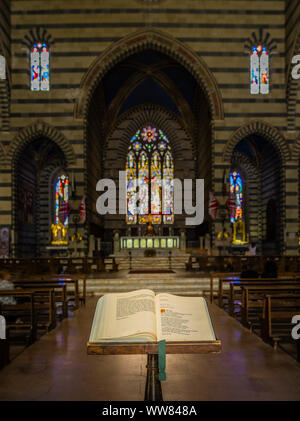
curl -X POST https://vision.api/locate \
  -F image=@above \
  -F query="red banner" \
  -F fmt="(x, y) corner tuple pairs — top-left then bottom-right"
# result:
(79, 195), (86, 224)
(208, 191), (219, 220)
(226, 193), (236, 220)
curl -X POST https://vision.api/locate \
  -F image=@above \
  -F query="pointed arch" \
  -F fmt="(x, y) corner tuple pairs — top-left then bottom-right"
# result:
(74, 28), (224, 122)
(0, 140), (6, 163)
(7, 120), (76, 167)
(103, 104), (195, 167)
(291, 135), (300, 161)
(223, 121), (290, 164)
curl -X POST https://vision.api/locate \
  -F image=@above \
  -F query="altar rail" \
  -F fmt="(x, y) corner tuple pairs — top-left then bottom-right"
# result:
(185, 255), (300, 273)
(120, 236), (180, 250)
(0, 257), (105, 275)
(0, 255), (299, 275)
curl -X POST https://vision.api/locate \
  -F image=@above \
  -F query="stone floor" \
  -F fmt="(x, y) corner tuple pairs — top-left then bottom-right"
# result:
(0, 296), (300, 401)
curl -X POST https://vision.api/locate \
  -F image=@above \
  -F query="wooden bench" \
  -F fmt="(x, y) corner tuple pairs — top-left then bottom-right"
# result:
(261, 294), (300, 361)
(218, 274), (299, 309)
(4, 288), (56, 332)
(228, 277), (300, 317)
(29, 274), (85, 308)
(0, 290), (37, 348)
(13, 280), (68, 320)
(209, 272), (240, 305)
(241, 285), (300, 330)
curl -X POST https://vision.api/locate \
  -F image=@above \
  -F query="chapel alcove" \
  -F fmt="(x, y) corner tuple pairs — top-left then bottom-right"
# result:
(14, 138), (67, 257)
(231, 134), (283, 255)
(85, 48), (212, 250)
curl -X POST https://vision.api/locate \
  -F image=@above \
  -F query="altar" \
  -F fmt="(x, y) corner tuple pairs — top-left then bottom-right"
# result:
(120, 236), (180, 252)
(116, 235), (183, 257)
(120, 236), (179, 250)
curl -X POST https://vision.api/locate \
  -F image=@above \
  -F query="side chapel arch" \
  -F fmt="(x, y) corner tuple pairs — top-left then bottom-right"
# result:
(74, 28), (224, 123)
(223, 121), (290, 164)
(7, 120), (76, 168)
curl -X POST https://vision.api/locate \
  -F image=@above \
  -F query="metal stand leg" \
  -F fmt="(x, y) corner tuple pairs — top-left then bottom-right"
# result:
(144, 354), (163, 401)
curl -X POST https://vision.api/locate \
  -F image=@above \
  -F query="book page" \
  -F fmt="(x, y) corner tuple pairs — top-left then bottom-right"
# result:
(155, 293), (216, 342)
(89, 289), (157, 341)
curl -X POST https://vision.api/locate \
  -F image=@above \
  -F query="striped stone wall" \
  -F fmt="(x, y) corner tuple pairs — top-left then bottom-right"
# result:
(286, 0), (300, 132)
(0, 0), (298, 255)
(0, 0), (11, 131)
(285, 0), (300, 255)
(0, 0), (11, 256)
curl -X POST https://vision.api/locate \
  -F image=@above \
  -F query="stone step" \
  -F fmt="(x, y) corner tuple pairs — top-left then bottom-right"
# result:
(111, 255), (189, 271)
(84, 276), (214, 296)
(86, 284), (208, 294)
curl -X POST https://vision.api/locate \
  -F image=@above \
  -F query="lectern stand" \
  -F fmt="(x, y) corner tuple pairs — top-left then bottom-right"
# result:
(87, 340), (221, 401)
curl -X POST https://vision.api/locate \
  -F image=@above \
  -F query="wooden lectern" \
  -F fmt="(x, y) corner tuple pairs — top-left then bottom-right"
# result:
(87, 340), (221, 401)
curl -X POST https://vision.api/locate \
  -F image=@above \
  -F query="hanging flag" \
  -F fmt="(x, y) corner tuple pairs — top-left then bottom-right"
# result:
(58, 201), (71, 224)
(78, 195), (86, 224)
(208, 191), (219, 220)
(226, 193), (236, 220)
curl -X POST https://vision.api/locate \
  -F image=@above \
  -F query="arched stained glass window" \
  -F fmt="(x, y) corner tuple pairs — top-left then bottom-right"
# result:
(0, 55), (5, 80)
(31, 43), (50, 91)
(126, 126), (174, 225)
(250, 46), (269, 94)
(229, 171), (243, 223)
(55, 175), (69, 226)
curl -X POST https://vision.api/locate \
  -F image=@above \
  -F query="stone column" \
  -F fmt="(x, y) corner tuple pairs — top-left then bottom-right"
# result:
(284, 163), (299, 255)
(88, 235), (95, 257)
(113, 230), (120, 254)
(180, 229), (186, 250)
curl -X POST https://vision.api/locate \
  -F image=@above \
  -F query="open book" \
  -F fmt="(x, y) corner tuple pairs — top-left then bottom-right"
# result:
(89, 289), (216, 343)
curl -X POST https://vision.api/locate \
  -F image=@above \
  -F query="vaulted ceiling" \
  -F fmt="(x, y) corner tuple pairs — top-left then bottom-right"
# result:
(92, 49), (209, 141)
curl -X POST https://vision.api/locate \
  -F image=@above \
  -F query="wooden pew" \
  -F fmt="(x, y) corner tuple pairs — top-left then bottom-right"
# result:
(228, 277), (300, 317)
(0, 290), (37, 345)
(45, 276), (80, 309)
(0, 331), (10, 369)
(218, 273), (299, 309)
(29, 274), (85, 308)
(209, 272), (240, 305)
(261, 294), (300, 361)
(1, 288), (56, 332)
(241, 285), (300, 330)
(13, 280), (67, 320)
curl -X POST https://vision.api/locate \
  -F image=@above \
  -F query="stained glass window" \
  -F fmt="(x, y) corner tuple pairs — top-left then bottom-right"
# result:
(229, 171), (243, 223)
(55, 175), (69, 226)
(0, 55), (5, 80)
(250, 46), (269, 94)
(31, 43), (50, 91)
(126, 126), (174, 225)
